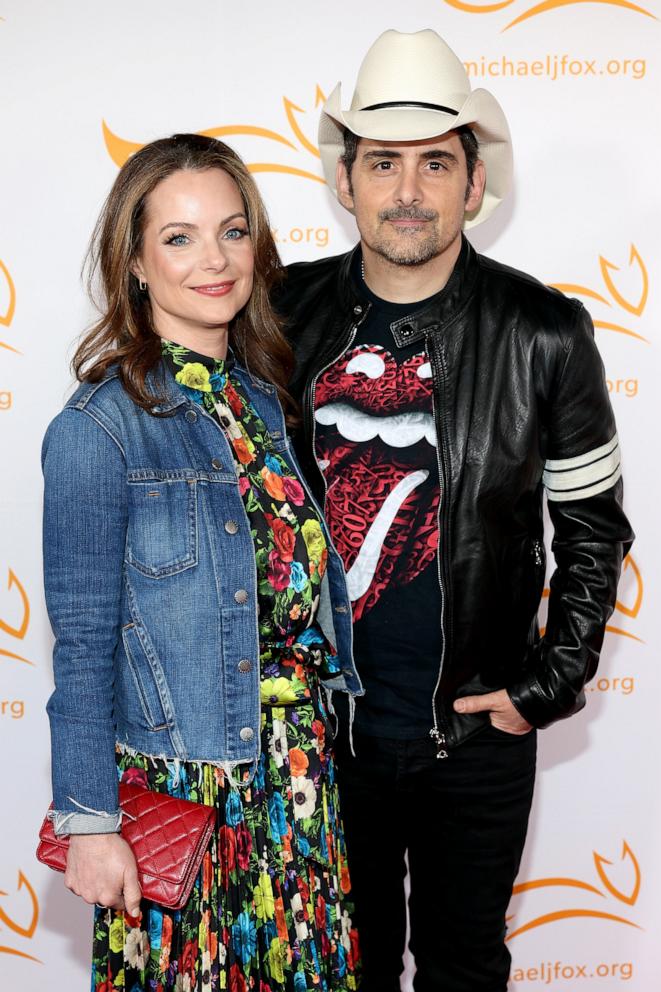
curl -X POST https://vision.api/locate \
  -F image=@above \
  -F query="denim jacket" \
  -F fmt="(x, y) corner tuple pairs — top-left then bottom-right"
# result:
(42, 360), (363, 834)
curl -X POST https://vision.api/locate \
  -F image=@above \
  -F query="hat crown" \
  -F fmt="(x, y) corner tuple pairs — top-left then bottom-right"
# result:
(349, 29), (471, 114)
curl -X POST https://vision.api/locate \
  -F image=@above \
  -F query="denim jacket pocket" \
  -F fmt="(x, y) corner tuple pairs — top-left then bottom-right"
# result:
(126, 478), (198, 578)
(119, 622), (172, 732)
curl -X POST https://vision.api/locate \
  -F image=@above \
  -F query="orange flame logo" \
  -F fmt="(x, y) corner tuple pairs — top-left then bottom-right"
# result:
(0, 871), (41, 963)
(104, 87), (328, 183)
(508, 840), (642, 940)
(442, 0), (656, 31)
(0, 569), (34, 666)
(541, 554), (643, 644)
(0, 259), (19, 355)
(551, 244), (650, 344)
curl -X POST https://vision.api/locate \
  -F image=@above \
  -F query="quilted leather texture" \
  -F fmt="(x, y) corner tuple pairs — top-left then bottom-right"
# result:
(36, 783), (216, 910)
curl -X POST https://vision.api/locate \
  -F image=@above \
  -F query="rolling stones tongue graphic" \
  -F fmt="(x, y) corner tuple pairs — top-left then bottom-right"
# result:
(314, 344), (440, 621)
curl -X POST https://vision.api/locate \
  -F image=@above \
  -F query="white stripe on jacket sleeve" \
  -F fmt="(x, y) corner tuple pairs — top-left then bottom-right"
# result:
(543, 433), (621, 502)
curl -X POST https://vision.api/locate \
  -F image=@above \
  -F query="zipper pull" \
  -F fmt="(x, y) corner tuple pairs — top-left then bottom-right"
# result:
(430, 727), (449, 760)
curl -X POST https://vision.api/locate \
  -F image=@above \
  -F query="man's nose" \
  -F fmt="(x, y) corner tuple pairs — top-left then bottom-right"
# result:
(393, 164), (423, 206)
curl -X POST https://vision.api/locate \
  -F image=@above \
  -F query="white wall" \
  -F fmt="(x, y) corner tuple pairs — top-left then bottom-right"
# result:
(0, 1), (658, 987)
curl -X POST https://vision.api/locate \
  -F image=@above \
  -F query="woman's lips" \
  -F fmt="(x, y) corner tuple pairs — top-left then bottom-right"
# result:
(191, 281), (235, 296)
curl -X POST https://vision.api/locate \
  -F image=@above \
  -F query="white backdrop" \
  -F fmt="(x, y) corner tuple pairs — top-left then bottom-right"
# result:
(0, 1), (658, 988)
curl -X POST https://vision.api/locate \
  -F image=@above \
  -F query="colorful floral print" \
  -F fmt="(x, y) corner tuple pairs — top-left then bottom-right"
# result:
(91, 344), (359, 991)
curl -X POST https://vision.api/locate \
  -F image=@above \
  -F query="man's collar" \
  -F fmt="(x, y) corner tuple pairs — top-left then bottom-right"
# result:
(339, 235), (478, 345)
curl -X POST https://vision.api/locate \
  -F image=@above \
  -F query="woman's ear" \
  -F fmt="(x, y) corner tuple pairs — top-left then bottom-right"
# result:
(130, 258), (146, 283)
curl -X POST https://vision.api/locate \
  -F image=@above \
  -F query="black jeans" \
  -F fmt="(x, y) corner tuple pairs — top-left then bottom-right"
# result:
(334, 723), (537, 992)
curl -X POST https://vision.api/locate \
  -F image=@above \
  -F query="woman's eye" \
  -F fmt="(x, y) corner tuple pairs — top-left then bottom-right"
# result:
(225, 227), (249, 241)
(165, 233), (189, 246)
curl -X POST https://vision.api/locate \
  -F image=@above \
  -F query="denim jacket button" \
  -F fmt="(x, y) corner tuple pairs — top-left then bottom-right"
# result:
(211, 457), (223, 470)
(234, 589), (248, 604)
(224, 520), (239, 535)
(185, 409), (198, 423)
(239, 726), (254, 742)
(237, 659), (252, 673)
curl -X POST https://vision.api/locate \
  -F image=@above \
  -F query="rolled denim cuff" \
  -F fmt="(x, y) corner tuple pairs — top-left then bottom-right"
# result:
(52, 810), (122, 836)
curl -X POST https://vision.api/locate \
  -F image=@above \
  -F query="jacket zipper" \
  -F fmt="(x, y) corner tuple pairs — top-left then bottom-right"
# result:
(427, 336), (451, 759)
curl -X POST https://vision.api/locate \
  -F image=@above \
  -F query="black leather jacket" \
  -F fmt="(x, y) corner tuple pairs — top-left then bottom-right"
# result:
(276, 236), (634, 752)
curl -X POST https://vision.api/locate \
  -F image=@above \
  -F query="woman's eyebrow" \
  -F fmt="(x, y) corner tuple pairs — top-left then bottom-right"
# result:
(158, 212), (247, 235)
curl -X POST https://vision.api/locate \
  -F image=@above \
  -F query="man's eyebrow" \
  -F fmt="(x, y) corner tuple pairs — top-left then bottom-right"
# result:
(420, 149), (458, 163)
(157, 213), (246, 235)
(361, 150), (402, 161)
(360, 149), (459, 163)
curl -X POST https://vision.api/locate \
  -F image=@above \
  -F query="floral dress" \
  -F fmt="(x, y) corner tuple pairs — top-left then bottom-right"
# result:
(91, 343), (360, 992)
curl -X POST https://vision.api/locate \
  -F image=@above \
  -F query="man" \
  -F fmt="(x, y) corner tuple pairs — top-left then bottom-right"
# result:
(276, 29), (633, 992)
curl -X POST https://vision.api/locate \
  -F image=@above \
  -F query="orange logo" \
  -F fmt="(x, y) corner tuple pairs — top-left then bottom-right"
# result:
(442, 0), (656, 32)
(104, 87), (328, 183)
(551, 244), (650, 344)
(0, 871), (41, 963)
(0, 258), (19, 355)
(508, 840), (642, 940)
(0, 569), (34, 666)
(541, 554), (643, 644)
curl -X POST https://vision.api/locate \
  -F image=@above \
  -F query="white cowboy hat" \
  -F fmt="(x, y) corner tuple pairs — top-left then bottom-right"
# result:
(318, 29), (513, 228)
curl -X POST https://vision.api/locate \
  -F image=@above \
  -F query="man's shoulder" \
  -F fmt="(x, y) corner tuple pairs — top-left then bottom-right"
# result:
(284, 249), (352, 286)
(276, 249), (354, 318)
(477, 248), (591, 349)
(477, 255), (583, 320)
(476, 250), (578, 308)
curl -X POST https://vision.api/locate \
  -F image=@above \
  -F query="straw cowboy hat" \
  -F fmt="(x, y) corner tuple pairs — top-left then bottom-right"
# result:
(318, 29), (513, 228)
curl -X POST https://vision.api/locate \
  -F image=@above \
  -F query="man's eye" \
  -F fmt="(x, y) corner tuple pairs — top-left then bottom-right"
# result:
(375, 161), (393, 171)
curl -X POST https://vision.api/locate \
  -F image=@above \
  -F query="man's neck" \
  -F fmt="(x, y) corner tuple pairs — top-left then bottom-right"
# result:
(361, 236), (463, 304)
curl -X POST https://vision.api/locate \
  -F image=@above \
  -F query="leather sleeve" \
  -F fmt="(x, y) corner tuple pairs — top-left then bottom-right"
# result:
(508, 304), (634, 727)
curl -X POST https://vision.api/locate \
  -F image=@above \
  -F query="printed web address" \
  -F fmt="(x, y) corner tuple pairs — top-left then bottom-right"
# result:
(511, 960), (633, 983)
(464, 56), (646, 80)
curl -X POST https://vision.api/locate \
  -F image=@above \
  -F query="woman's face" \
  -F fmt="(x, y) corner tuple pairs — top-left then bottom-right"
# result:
(132, 167), (254, 353)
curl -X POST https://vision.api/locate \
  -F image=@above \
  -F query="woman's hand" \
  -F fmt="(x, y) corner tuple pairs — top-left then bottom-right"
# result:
(65, 834), (141, 914)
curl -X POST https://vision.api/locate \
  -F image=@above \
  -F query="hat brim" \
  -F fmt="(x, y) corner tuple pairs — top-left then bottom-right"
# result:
(318, 83), (513, 229)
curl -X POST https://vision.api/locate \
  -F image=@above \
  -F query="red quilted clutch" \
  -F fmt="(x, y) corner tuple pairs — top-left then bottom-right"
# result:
(36, 783), (216, 911)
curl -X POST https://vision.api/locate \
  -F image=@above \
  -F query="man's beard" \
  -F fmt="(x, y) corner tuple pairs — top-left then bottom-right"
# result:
(370, 207), (455, 267)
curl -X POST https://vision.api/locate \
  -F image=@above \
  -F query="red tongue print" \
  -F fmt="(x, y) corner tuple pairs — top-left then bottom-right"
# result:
(315, 344), (440, 621)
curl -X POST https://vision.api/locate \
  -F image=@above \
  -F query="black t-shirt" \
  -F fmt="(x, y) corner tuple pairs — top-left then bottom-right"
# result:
(313, 255), (443, 738)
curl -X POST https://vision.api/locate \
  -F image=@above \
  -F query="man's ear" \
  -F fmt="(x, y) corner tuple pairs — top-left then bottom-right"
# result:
(336, 159), (355, 212)
(465, 159), (486, 214)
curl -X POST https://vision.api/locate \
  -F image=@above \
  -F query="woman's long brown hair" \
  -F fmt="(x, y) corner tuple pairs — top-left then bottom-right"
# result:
(74, 134), (297, 421)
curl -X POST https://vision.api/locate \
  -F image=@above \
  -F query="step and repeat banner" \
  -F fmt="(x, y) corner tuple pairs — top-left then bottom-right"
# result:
(0, 1), (658, 988)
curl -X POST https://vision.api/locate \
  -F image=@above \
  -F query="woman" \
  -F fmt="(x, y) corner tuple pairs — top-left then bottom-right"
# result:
(42, 134), (362, 991)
